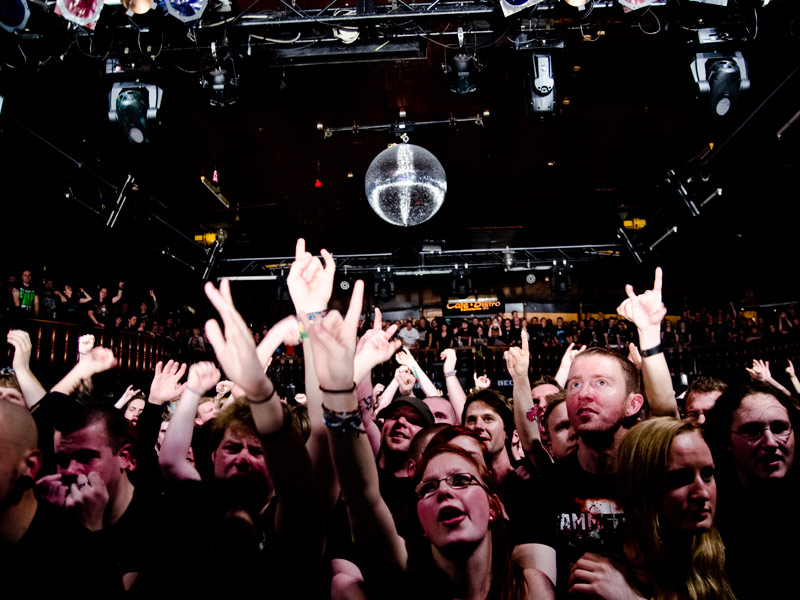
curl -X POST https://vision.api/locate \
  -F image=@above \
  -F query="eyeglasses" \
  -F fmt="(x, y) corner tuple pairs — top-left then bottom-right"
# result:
(415, 472), (484, 500)
(0, 366), (16, 376)
(731, 421), (793, 443)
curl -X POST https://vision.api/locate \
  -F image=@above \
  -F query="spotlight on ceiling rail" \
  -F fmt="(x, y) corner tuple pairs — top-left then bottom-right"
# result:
(691, 51), (749, 117)
(108, 82), (163, 144)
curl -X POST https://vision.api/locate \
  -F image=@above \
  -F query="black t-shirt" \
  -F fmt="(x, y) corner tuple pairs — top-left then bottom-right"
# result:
(532, 452), (625, 595)
(1, 501), (125, 599)
(715, 469), (798, 600)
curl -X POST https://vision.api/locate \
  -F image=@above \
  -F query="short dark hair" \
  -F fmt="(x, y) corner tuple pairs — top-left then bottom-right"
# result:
(531, 376), (563, 392)
(542, 391), (567, 438)
(462, 389), (515, 443)
(211, 399), (258, 450)
(53, 402), (135, 454)
(686, 376), (727, 398)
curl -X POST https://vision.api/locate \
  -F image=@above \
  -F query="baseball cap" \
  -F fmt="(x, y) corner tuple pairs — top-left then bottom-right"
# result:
(377, 395), (435, 427)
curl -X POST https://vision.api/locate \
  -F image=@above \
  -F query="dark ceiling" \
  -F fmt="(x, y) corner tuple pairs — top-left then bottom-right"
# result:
(2, 0), (800, 311)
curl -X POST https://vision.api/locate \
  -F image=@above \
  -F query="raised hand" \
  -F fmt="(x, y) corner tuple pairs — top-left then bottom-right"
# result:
(440, 348), (458, 372)
(616, 267), (667, 330)
(116, 385), (141, 408)
(79, 346), (117, 375)
(7, 329), (33, 371)
(505, 328), (530, 380)
(395, 349), (415, 367)
(216, 380), (235, 396)
(78, 334), (95, 356)
(395, 366), (416, 396)
(354, 308), (401, 382)
(787, 360), (796, 378)
(299, 280), (364, 392)
(149, 359), (188, 405)
(558, 342), (587, 374)
(746, 359), (772, 382)
(187, 361), (221, 396)
(627, 343), (643, 371)
(287, 238), (336, 314)
(205, 279), (272, 401)
(256, 315), (302, 368)
(473, 373), (492, 389)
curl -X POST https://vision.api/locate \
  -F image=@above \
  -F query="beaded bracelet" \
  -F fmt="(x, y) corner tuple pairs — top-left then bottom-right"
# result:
(322, 405), (365, 435)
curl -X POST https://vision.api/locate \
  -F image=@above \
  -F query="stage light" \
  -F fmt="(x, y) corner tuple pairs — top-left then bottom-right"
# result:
(108, 82), (163, 144)
(163, 0), (207, 23)
(499, 0), (545, 18)
(0, 0), (30, 32)
(55, 0), (103, 27)
(503, 249), (516, 270)
(551, 260), (572, 295)
(373, 269), (395, 302)
(527, 54), (555, 114)
(449, 54), (477, 95)
(564, 0), (590, 6)
(451, 267), (472, 297)
(691, 51), (749, 117)
(203, 65), (237, 106)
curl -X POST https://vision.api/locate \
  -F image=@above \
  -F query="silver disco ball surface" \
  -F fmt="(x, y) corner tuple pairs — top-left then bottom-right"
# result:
(365, 144), (447, 227)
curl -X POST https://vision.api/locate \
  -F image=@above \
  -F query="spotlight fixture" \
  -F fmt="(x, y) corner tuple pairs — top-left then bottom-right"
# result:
(55, 0), (103, 27)
(203, 64), (237, 106)
(164, 0), (208, 23)
(373, 269), (396, 302)
(525, 273), (537, 285)
(691, 51), (749, 117)
(451, 267), (472, 297)
(527, 54), (555, 114)
(503, 249), (516, 270)
(550, 260), (572, 295)
(499, 0), (545, 18)
(0, 0), (29, 32)
(108, 82), (163, 144)
(449, 54), (477, 95)
(276, 271), (292, 302)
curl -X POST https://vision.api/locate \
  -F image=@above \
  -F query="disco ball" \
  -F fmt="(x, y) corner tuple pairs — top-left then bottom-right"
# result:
(365, 143), (447, 227)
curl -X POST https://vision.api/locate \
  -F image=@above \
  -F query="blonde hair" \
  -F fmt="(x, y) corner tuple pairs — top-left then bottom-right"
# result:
(617, 418), (735, 600)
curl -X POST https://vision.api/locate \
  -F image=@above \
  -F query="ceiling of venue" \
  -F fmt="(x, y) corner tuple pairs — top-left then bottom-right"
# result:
(2, 0), (799, 308)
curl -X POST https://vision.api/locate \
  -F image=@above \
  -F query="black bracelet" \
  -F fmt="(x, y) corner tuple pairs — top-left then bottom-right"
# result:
(322, 405), (365, 435)
(247, 387), (278, 404)
(260, 403), (295, 442)
(319, 382), (357, 394)
(640, 344), (663, 358)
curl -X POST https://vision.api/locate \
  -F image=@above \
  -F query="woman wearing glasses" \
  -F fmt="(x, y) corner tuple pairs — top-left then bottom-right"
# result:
(705, 380), (798, 599)
(301, 282), (539, 599)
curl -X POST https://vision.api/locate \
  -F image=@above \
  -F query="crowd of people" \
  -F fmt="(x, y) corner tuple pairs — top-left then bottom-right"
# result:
(1, 239), (798, 600)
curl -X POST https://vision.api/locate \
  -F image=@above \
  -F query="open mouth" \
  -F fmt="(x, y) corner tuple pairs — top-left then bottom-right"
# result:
(438, 506), (466, 525)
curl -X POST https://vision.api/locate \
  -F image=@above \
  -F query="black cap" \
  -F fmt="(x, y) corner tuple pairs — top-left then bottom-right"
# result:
(377, 395), (435, 427)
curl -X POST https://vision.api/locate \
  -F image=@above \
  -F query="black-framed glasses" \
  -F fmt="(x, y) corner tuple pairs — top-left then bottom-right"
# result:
(415, 472), (484, 500)
(731, 421), (793, 443)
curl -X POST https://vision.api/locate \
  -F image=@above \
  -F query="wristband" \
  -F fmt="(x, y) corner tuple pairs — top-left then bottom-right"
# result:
(319, 382), (357, 394)
(186, 387), (203, 396)
(305, 309), (329, 322)
(444, 370), (457, 377)
(640, 344), (663, 358)
(248, 387), (278, 404)
(322, 405), (365, 435)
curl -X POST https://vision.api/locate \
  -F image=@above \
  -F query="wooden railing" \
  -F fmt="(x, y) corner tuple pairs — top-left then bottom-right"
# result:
(1, 318), (178, 378)
(5, 317), (798, 393)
